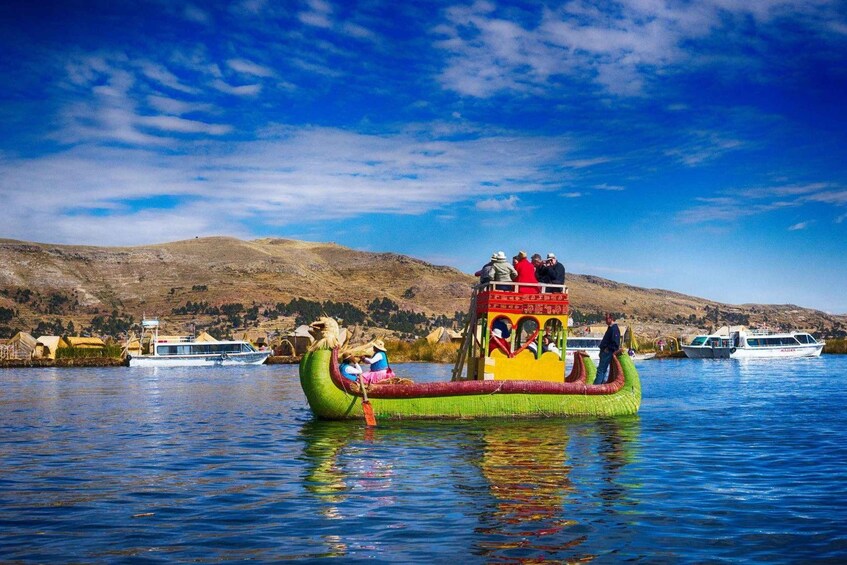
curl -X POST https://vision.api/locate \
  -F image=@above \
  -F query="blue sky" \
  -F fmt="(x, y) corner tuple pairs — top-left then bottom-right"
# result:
(1, 1), (846, 313)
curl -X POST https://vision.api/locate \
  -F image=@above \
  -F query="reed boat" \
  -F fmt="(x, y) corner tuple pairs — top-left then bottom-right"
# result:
(299, 281), (641, 420)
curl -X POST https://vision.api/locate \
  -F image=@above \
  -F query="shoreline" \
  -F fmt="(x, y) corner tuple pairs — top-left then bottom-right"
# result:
(0, 355), (302, 368)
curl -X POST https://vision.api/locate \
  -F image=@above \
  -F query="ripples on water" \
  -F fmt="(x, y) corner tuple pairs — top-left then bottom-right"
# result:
(1, 357), (846, 562)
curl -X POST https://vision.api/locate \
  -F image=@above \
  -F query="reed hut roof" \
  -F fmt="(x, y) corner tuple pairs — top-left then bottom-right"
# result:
(65, 336), (106, 348)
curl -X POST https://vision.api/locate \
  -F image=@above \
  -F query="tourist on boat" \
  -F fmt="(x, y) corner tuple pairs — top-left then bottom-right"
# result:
(542, 335), (561, 359)
(532, 253), (550, 284)
(513, 251), (539, 294)
(489, 328), (512, 356)
(490, 251), (517, 290)
(362, 340), (395, 384)
(594, 313), (621, 385)
(544, 253), (565, 292)
(339, 353), (363, 382)
(474, 253), (496, 286)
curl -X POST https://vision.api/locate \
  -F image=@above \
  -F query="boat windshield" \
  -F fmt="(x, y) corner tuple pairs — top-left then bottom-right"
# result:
(795, 333), (817, 344)
(690, 336), (707, 346)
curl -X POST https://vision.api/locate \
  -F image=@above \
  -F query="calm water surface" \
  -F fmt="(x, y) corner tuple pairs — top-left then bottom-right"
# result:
(2, 357), (846, 563)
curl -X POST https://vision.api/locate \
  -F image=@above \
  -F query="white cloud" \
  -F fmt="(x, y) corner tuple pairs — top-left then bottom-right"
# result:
(138, 115), (232, 135)
(434, 0), (841, 98)
(211, 79), (262, 96)
(0, 127), (578, 245)
(788, 221), (810, 231)
(476, 195), (521, 211)
(227, 58), (275, 78)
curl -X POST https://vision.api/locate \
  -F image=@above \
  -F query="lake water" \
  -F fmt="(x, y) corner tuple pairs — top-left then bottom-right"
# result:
(2, 356), (846, 562)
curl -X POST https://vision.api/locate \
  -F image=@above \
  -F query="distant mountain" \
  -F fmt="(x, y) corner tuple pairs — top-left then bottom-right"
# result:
(1, 237), (844, 340)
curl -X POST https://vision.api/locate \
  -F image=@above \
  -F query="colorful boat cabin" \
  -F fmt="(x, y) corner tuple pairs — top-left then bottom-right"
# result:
(455, 281), (569, 382)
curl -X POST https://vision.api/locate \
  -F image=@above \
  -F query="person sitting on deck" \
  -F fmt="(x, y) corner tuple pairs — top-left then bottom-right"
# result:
(542, 335), (562, 359)
(513, 250), (539, 294)
(339, 353), (363, 382)
(490, 251), (517, 291)
(362, 340), (395, 384)
(488, 328), (512, 356)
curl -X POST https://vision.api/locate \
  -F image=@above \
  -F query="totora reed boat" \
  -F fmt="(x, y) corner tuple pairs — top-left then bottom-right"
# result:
(299, 281), (641, 420)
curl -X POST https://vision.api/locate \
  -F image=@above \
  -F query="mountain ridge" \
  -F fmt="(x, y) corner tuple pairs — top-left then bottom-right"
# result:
(1, 237), (844, 340)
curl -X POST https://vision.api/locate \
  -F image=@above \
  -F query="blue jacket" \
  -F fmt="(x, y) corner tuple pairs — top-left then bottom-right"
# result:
(599, 323), (621, 353)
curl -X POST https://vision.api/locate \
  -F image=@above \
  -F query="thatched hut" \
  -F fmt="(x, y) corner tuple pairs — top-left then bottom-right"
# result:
(1, 332), (37, 360)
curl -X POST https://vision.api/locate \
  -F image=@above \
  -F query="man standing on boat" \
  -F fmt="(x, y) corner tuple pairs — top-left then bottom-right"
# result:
(594, 313), (621, 385)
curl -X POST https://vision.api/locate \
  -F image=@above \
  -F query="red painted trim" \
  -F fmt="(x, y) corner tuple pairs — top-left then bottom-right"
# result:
(327, 348), (625, 399)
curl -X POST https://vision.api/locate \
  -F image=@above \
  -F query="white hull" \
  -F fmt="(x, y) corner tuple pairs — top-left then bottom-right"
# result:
(128, 351), (270, 367)
(565, 348), (600, 363)
(729, 344), (823, 359)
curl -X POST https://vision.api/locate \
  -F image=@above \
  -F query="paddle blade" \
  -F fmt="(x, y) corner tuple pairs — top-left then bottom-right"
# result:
(362, 399), (377, 427)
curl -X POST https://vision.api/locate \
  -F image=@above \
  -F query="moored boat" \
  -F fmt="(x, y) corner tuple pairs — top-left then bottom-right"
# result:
(682, 326), (824, 359)
(127, 318), (270, 367)
(566, 336), (602, 363)
(299, 281), (641, 420)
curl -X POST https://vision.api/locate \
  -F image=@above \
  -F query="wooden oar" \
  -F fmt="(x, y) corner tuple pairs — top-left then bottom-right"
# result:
(358, 375), (377, 427)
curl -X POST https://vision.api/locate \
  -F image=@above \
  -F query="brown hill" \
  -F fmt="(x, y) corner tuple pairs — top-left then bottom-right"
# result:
(0, 237), (844, 341)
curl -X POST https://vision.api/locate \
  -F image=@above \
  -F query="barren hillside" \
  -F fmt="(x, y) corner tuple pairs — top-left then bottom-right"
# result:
(0, 237), (844, 341)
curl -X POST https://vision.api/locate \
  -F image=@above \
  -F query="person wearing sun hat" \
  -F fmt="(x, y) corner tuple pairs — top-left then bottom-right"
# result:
(362, 339), (395, 384)
(490, 250), (517, 291)
(339, 352), (363, 382)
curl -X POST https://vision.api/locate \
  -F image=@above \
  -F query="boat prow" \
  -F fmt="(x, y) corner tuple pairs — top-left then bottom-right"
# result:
(299, 348), (641, 420)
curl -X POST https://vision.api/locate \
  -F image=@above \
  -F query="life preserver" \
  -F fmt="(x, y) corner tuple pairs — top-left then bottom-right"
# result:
(730, 347), (736, 354)
(221, 352), (229, 360)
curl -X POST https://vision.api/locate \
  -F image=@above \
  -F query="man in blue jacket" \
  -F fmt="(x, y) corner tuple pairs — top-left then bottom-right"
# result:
(594, 313), (620, 385)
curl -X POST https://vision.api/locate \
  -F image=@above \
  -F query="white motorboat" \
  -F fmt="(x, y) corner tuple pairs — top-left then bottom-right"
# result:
(127, 318), (270, 367)
(683, 327), (823, 359)
(566, 336), (602, 363)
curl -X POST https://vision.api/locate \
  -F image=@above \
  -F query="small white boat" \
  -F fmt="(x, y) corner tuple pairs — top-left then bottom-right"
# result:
(127, 318), (270, 367)
(566, 336), (602, 363)
(683, 327), (823, 359)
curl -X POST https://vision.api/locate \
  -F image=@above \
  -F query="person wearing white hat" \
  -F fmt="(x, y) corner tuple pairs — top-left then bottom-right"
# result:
(474, 252), (497, 286)
(488, 327), (512, 355)
(544, 252), (565, 292)
(490, 250), (517, 291)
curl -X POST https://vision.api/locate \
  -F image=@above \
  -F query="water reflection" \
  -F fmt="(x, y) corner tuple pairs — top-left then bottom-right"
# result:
(300, 415), (641, 562)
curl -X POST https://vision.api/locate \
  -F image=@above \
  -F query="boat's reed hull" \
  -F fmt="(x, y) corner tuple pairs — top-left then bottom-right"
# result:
(299, 349), (641, 420)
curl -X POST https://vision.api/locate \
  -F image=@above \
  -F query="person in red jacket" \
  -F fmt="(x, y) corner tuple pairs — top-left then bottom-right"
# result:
(512, 251), (539, 294)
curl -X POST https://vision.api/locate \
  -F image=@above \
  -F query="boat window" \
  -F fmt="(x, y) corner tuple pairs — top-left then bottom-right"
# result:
(241, 343), (256, 352)
(707, 338), (722, 347)
(747, 339), (760, 347)
(515, 317), (539, 351)
(796, 334), (815, 344)
(543, 319), (564, 350)
(491, 317), (513, 340)
(690, 337), (707, 346)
